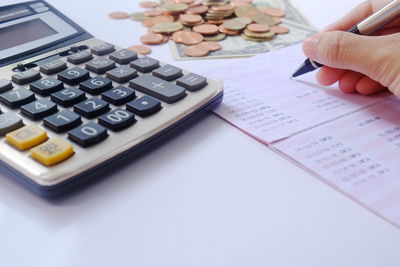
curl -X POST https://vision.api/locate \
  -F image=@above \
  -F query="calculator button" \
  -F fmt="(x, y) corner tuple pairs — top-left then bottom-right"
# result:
(91, 43), (115, 56)
(176, 73), (208, 91)
(67, 50), (93, 64)
(39, 60), (67, 75)
(73, 97), (110, 118)
(51, 87), (87, 107)
(0, 79), (13, 93)
(6, 124), (47, 150)
(80, 76), (113, 95)
(43, 110), (82, 133)
(126, 95), (161, 117)
(102, 86), (136, 105)
(98, 109), (136, 131)
(0, 88), (36, 109)
(109, 49), (138, 64)
(0, 113), (24, 136)
(20, 99), (58, 121)
(12, 69), (41, 85)
(85, 58), (116, 74)
(58, 67), (91, 85)
(106, 66), (137, 83)
(129, 74), (186, 103)
(153, 64), (183, 81)
(30, 77), (64, 96)
(30, 138), (74, 166)
(68, 122), (108, 147)
(130, 57), (160, 72)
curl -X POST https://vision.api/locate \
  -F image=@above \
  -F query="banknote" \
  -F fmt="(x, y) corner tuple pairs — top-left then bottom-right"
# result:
(170, 0), (317, 60)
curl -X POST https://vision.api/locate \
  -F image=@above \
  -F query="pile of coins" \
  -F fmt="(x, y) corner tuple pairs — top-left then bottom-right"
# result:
(109, 0), (290, 57)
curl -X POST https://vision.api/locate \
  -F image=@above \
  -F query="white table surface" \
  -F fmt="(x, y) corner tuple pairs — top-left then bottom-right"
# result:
(1, 0), (400, 266)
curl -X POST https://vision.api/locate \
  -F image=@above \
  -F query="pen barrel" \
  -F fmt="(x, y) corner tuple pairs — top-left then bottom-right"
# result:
(357, 0), (400, 35)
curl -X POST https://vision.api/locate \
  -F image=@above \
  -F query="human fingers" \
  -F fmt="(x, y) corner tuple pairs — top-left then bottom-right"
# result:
(355, 76), (387, 94)
(316, 67), (346, 86)
(338, 71), (365, 93)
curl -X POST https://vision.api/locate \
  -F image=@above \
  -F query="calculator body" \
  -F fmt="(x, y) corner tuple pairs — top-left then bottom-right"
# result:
(0, 1), (223, 197)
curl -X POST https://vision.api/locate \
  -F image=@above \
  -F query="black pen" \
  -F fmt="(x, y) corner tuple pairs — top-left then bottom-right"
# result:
(292, 0), (400, 78)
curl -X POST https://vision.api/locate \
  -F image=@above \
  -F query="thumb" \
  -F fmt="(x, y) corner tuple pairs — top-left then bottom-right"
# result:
(303, 31), (400, 93)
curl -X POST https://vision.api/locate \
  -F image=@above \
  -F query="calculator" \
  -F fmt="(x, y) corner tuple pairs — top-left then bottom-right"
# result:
(0, 1), (223, 197)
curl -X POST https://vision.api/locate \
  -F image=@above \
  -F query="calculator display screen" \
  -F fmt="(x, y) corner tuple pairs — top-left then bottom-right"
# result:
(0, 19), (57, 51)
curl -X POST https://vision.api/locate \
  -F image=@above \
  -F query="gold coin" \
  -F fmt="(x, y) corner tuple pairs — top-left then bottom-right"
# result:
(193, 24), (219, 35)
(221, 19), (246, 31)
(130, 12), (146, 21)
(139, 1), (160, 8)
(140, 33), (165, 45)
(264, 7), (285, 17)
(109, 11), (129, 20)
(184, 44), (210, 57)
(203, 33), (226, 41)
(160, 3), (189, 13)
(211, 4), (235, 12)
(243, 29), (275, 39)
(151, 22), (183, 33)
(247, 23), (270, 33)
(271, 25), (290, 34)
(128, 45), (152, 55)
(232, 17), (252, 25)
(249, 13), (276, 26)
(241, 34), (268, 42)
(234, 5), (261, 17)
(199, 41), (222, 51)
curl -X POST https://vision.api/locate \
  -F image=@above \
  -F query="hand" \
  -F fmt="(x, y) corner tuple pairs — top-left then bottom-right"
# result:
(302, 0), (400, 97)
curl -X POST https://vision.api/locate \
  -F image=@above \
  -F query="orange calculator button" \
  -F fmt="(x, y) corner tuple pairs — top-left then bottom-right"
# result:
(6, 124), (47, 150)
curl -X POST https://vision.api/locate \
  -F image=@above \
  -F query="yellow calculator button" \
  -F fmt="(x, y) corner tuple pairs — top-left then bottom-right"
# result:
(6, 124), (48, 150)
(30, 138), (74, 166)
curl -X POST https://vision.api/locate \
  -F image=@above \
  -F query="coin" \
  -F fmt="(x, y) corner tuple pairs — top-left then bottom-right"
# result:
(184, 44), (210, 57)
(234, 5), (260, 17)
(193, 24), (219, 35)
(247, 23), (270, 33)
(151, 22), (183, 33)
(139, 1), (160, 8)
(144, 9), (165, 17)
(218, 25), (240, 35)
(211, 4), (235, 12)
(203, 33), (226, 41)
(221, 19), (246, 31)
(161, 3), (189, 13)
(128, 45), (152, 55)
(186, 5), (209, 14)
(206, 19), (227, 25)
(109, 11), (129, 20)
(264, 7), (285, 17)
(140, 33), (165, 45)
(180, 14), (203, 24)
(241, 34), (268, 42)
(232, 17), (252, 25)
(243, 29), (275, 39)
(172, 31), (184, 43)
(199, 41), (222, 51)
(271, 25), (290, 34)
(249, 13), (276, 26)
(179, 31), (204, 45)
(130, 12), (146, 21)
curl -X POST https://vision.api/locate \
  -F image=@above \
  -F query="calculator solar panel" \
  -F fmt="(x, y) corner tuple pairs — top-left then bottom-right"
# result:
(0, 1), (223, 196)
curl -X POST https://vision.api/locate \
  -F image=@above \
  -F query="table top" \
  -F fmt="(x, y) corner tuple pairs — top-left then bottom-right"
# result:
(1, 0), (399, 266)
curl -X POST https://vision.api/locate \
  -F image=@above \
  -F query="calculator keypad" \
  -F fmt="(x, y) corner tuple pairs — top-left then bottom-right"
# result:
(0, 42), (213, 169)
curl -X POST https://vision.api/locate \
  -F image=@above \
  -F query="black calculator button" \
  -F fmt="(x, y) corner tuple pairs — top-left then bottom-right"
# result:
(101, 86), (136, 105)
(129, 74), (186, 103)
(176, 73), (208, 91)
(67, 50), (93, 64)
(39, 60), (67, 75)
(98, 109), (136, 131)
(58, 67), (91, 85)
(85, 58), (116, 74)
(51, 87), (87, 107)
(153, 64), (183, 81)
(12, 69), (41, 85)
(106, 66), (137, 83)
(43, 110), (82, 133)
(0, 88), (36, 109)
(91, 43), (115, 56)
(73, 97), (110, 118)
(126, 95), (161, 117)
(80, 76), (113, 95)
(20, 99), (58, 121)
(0, 112), (24, 136)
(130, 57), (160, 73)
(109, 49), (138, 64)
(0, 79), (13, 93)
(30, 77), (64, 96)
(68, 122), (108, 147)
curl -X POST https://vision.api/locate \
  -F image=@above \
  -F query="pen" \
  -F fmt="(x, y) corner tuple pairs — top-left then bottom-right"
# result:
(292, 0), (400, 78)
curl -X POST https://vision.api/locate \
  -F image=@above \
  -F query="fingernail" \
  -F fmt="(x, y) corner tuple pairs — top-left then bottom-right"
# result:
(303, 35), (320, 60)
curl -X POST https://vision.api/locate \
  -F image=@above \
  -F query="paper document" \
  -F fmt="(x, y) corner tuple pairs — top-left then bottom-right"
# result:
(199, 44), (400, 227)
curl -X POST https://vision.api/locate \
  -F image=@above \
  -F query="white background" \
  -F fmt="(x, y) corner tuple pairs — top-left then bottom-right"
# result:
(0, 0), (399, 266)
